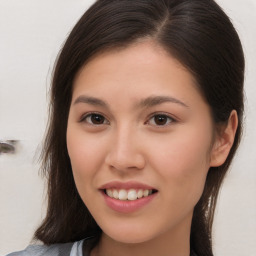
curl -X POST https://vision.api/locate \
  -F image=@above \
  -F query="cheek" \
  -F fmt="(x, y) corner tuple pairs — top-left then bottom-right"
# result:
(150, 129), (212, 171)
(66, 126), (104, 190)
(148, 126), (213, 200)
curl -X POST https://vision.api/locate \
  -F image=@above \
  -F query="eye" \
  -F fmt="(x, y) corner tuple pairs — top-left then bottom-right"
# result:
(147, 114), (175, 126)
(80, 113), (109, 125)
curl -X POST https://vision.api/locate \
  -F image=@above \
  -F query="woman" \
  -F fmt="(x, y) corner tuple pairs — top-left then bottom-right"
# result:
(7, 0), (244, 255)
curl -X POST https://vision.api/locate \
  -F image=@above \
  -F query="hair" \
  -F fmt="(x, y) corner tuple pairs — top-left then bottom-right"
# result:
(34, 0), (245, 255)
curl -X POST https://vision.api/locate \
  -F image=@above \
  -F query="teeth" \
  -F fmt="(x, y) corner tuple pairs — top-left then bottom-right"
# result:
(118, 189), (128, 200)
(113, 189), (119, 199)
(105, 188), (154, 201)
(143, 190), (149, 197)
(106, 189), (113, 197)
(137, 189), (143, 198)
(127, 189), (137, 200)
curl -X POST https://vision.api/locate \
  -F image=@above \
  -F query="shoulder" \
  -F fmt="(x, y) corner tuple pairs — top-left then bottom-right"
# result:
(5, 239), (85, 256)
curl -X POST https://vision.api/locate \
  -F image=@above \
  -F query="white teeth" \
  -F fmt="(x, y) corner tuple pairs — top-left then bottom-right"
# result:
(137, 189), (143, 198)
(105, 188), (154, 201)
(118, 189), (128, 200)
(106, 189), (113, 197)
(113, 189), (119, 199)
(143, 190), (149, 197)
(127, 189), (137, 200)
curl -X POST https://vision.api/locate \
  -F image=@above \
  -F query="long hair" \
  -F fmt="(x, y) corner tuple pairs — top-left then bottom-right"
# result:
(34, 0), (244, 255)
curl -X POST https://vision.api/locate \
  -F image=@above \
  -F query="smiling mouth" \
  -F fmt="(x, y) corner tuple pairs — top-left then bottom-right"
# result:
(104, 188), (158, 201)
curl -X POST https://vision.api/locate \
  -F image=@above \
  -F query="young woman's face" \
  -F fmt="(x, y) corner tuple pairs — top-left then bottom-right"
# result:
(67, 41), (216, 245)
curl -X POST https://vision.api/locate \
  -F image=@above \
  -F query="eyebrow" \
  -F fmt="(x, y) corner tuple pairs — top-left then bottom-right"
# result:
(73, 95), (189, 109)
(138, 95), (189, 108)
(73, 96), (109, 108)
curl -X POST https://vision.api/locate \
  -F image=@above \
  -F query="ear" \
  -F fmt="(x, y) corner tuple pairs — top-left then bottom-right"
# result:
(210, 110), (238, 167)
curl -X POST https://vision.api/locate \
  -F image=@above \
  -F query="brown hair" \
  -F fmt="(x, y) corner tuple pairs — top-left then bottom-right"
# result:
(34, 0), (244, 255)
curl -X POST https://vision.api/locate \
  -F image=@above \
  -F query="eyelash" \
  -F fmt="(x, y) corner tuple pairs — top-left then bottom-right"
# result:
(79, 112), (110, 126)
(79, 112), (176, 127)
(146, 112), (176, 127)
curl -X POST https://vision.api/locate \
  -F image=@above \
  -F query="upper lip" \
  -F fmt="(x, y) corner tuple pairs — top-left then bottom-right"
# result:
(99, 181), (157, 190)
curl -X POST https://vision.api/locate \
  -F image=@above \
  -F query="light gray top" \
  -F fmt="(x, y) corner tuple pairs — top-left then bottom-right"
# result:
(5, 239), (86, 256)
(6, 238), (198, 256)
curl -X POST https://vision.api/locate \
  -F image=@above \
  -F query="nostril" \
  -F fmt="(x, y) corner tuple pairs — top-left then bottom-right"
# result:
(105, 153), (146, 172)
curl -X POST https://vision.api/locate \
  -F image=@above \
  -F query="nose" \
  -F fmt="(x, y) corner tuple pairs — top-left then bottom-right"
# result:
(105, 127), (146, 172)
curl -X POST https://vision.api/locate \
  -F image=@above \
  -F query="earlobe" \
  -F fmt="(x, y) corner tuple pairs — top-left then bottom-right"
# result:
(210, 110), (238, 167)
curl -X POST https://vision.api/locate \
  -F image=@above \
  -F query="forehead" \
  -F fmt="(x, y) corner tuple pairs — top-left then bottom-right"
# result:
(72, 40), (206, 108)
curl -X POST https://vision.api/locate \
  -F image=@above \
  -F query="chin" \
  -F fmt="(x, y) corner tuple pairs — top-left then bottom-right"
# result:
(101, 223), (163, 245)
(106, 232), (154, 244)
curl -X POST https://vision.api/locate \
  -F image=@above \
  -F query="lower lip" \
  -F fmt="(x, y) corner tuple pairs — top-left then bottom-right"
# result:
(101, 191), (157, 213)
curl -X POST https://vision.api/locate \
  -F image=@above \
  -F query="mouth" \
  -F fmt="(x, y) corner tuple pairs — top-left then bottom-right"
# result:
(103, 188), (158, 201)
(100, 182), (158, 213)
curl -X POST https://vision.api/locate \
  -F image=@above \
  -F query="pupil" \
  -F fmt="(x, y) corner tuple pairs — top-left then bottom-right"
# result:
(155, 115), (167, 125)
(92, 114), (104, 124)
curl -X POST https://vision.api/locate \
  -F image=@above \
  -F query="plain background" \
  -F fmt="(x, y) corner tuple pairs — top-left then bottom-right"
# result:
(0, 0), (255, 255)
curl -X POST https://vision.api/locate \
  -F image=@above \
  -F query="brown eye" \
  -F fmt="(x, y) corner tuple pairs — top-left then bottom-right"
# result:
(148, 114), (174, 126)
(155, 115), (168, 125)
(82, 113), (109, 125)
(91, 114), (105, 124)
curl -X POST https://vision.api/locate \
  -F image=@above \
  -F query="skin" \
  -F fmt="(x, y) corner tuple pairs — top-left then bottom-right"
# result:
(66, 41), (237, 256)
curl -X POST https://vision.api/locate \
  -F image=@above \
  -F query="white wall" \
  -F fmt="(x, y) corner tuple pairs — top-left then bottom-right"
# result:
(0, 0), (255, 255)
(213, 1), (256, 255)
